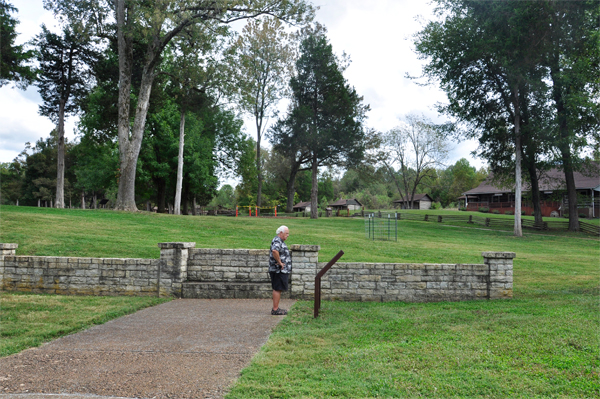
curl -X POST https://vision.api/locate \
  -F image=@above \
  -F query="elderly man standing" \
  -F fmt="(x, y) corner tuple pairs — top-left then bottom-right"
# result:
(269, 225), (291, 315)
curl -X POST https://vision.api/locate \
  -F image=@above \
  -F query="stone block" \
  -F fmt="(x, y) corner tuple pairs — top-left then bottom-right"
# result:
(490, 276), (512, 283)
(398, 275), (421, 282)
(357, 275), (381, 282)
(361, 295), (381, 302)
(482, 251), (516, 259)
(406, 282), (427, 290)
(290, 244), (320, 252)
(158, 242), (196, 250)
(358, 281), (377, 289)
(249, 249), (269, 256)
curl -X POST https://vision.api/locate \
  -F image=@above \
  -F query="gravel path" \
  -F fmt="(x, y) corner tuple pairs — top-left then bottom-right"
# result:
(0, 298), (295, 399)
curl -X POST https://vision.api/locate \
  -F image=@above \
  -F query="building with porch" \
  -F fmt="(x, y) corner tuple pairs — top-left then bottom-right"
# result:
(461, 165), (600, 217)
(292, 201), (311, 212)
(392, 194), (433, 210)
(329, 198), (363, 211)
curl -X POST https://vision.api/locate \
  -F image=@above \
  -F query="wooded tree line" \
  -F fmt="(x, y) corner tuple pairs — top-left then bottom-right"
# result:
(413, 0), (599, 234)
(1, 0), (598, 232)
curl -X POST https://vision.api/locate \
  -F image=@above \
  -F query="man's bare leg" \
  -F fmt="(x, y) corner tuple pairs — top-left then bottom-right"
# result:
(272, 290), (281, 311)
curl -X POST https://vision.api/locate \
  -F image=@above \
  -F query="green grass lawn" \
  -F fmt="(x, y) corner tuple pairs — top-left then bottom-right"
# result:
(0, 292), (169, 357)
(1, 205), (598, 398)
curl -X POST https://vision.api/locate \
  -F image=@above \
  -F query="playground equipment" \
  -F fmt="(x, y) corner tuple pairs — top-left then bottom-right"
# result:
(236, 205), (278, 217)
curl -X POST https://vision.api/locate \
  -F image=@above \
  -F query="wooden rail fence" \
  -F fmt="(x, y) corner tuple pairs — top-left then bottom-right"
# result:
(367, 212), (599, 236)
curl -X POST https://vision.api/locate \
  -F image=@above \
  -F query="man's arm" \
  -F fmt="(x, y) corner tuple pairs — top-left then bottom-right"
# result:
(272, 250), (284, 269)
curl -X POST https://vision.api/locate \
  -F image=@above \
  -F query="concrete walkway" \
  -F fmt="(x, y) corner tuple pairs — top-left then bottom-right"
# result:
(0, 299), (295, 399)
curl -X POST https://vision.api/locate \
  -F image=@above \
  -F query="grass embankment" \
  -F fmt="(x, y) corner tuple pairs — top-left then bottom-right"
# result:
(0, 293), (169, 357)
(1, 205), (598, 397)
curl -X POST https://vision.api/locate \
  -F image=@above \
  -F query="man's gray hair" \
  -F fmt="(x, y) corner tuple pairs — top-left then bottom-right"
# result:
(276, 225), (288, 235)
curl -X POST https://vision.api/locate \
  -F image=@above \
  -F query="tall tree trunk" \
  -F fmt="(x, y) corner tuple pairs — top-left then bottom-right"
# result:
(114, 0), (156, 212)
(527, 164), (543, 224)
(522, 136), (544, 224)
(115, 72), (154, 212)
(156, 179), (167, 213)
(192, 196), (197, 216)
(560, 146), (580, 230)
(285, 161), (302, 213)
(114, 0), (135, 211)
(182, 184), (189, 215)
(38, 198), (40, 207)
(514, 134), (523, 236)
(256, 119), (263, 208)
(55, 99), (66, 208)
(81, 192), (86, 209)
(174, 109), (185, 215)
(310, 153), (318, 219)
(93, 192), (97, 209)
(512, 85), (523, 237)
(550, 53), (579, 231)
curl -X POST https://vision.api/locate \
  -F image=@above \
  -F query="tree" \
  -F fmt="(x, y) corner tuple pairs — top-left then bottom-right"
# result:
(378, 114), (449, 209)
(34, 24), (97, 208)
(18, 132), (76, 207)
(209, 184), (235, 209)
(543, 1), (599, 231)
(0, 150), (27, 205)
(230, 17), (294, 208)
(163, 23), (229, 215)
(45, 0), (314, 212)
(234, 135), (259, 207)
(0, 0), (35, 88)
(281, 28), (368, 218)
(414, 0), (554, 236)
(449, 159), (485, 203)
(260, 147), (293, 206)
(269, 117), (312, 212)
(71, 135), (118, 209)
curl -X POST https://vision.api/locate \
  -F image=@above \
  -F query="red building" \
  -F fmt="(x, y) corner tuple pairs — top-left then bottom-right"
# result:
(461, 165), (600, 218)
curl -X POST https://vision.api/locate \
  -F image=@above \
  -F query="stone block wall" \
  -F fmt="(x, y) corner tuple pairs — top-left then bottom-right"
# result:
(0, 243), (192, 297)
(1, 255), (160, 296)
(321, 262), (495, 302)
(0, 243), (514, 302)
(182, 245), (320, 299)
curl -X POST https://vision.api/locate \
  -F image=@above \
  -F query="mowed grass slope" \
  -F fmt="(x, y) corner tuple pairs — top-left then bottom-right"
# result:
(0, 205), (597, 293)
(0, 293), (168, 357)
(1, 205), (599, 397)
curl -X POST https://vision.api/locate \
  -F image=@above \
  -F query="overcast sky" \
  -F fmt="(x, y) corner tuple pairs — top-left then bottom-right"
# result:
(1, 0), (484, 171)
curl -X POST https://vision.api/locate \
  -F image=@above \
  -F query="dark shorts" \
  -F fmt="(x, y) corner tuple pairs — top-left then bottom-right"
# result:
(270, 272), (289, 292)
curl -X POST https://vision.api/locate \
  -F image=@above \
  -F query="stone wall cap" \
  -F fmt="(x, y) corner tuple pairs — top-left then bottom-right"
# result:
(158, 242), (196, 249)
(290, 244), (320, 251)
(0, 243), (18, 249)
(482, 251), (516, 259)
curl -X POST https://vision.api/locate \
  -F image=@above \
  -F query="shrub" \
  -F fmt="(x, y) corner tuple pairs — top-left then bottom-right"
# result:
(579, 213), (588, 219)
(459, 206), (467, 211)
(478, 207), (489, 213)
(504, 210), (513, 215)
(491, 209), (500, 214)
(431, 201), (442, 210)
